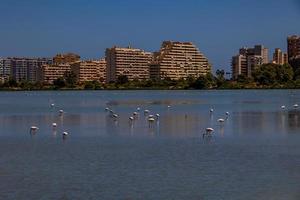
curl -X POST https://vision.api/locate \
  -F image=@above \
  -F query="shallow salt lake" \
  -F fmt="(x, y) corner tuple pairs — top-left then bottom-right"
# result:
(0, 90), (300, 200)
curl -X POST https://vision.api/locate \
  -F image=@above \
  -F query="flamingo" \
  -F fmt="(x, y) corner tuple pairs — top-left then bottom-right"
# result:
(59, 110), (64, 116)
(218, 118), (225, 123)
(203, 128), (214, 139)
(30, 126), (39, 134)
(144, 110), (150, 115)
(52, 123), (57, 129)
(62, 131), (69, 140)
(148, 117), (155, 128)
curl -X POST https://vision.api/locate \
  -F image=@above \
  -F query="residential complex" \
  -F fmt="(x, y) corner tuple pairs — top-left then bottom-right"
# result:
(150, 41), (210, 80)
(232, 45), (269, 79)
(37, 53), (83, 84)
(37, 63), (71, 84)
(53, 53), (80, 64)
(0, 57), (53, 82)
(105, 46), (153, 83)
(272, 48), (288, 65)
(2, 36), (299, 84)
(0, 58), (12, 82)
(287, 35), (300, 70)
(70, 59), (106, 83)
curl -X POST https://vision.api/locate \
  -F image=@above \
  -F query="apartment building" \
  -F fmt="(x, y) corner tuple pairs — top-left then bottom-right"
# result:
(2, 57), (53, 82)
(287, 35), (300, 61)
(149, 41), (210, 80)
(36, 53), (82, 84)
(0, 58), (12, 82)
(105, 46), (153, 83)
(232, 45), (269, 79)
(53, 53), (80, 64)
(71, 59), (106, 83)
(231, 55), (247, 80)
(272, 48), (288, 65)
(37, 64), (71, 84)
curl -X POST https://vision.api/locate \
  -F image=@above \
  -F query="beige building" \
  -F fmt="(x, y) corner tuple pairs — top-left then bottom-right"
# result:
(37, 64), (71, 84)
(231, 55), (247, 80)
(53, 53), (80, 65)
(105, 46), (153, 83)
(37, 53), (82, 84)
(71, 59), (106, 83)
(232, 45), (269, 79)
(272, 48), (288, 65)
(149, 41), (210, 80)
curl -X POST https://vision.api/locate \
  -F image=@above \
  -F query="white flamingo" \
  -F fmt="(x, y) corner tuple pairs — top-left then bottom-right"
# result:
(218, 118), (225, 123)
(52, 123), (57, 129)
(30, 126), (39, 134)
(144, 110), (150, 115)
(59, 110), (64, 116)
(62, 131), (69, 139)
(203, 128), (214, 139)
(148, 117), (155, 128)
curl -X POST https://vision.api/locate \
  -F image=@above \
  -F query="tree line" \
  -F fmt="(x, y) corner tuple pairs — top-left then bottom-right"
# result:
(1, 63), (300, 90)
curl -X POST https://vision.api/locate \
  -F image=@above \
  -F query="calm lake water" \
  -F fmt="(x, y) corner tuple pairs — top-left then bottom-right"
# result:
(0, 90), (300, 200)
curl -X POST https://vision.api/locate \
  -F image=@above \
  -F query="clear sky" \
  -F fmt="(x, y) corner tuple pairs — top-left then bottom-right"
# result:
(0, 0), (300, 72)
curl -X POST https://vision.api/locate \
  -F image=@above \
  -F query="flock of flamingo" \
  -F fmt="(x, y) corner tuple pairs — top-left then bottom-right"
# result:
(29, 103), (69, 139)
(29, 101), (299, 140)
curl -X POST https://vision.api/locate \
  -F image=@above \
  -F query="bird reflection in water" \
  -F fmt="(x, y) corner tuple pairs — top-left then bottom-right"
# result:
(52, 130), (57, 138)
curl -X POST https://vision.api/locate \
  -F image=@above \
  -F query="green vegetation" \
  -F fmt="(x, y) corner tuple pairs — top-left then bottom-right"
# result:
(1, 63), (300, 91)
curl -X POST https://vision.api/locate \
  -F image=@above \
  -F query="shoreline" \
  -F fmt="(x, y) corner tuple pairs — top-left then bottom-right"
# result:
(1, 87), (300, 92)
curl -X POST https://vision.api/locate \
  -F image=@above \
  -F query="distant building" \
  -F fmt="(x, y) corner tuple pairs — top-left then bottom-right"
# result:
(37, 53), (82, 84)
(232, 45), (269, 79)
(105, 46), (153, 83)
(272, 48), (288, 65)
(0, 58), (12, 82)
(287, 35), (300, 70)
(287, 35), (300, 61)
(231, 55), (247, 80)
(53, 53), (80, 65)
(149, 41), (210, 80)
(70, 59), (106, 83)
(37, 63), (71, 84)
(2, 57), (53, 82)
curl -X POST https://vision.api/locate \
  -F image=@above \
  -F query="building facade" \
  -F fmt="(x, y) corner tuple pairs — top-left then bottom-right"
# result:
(53, 53), (80, 65)
(0, 58), (12, 82)
(231, 55), (247, 80)
(232, 45), (269, 79)
(37, 64), (71, 84)
(36, 53), (82, 84)
(150, 41), (210, 80)
(105, 46), (153, 82)
(3, 57), (53, 82)
(287, 35), (300, 61)
(272, 48), (288, 65)
(70, 59), (106, 83)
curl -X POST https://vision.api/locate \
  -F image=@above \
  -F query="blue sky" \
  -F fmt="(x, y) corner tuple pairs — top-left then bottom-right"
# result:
(0, 0), (300, 72)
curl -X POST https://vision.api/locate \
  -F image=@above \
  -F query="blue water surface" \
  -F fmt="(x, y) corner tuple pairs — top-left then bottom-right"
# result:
(0, 90), (300, 200)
